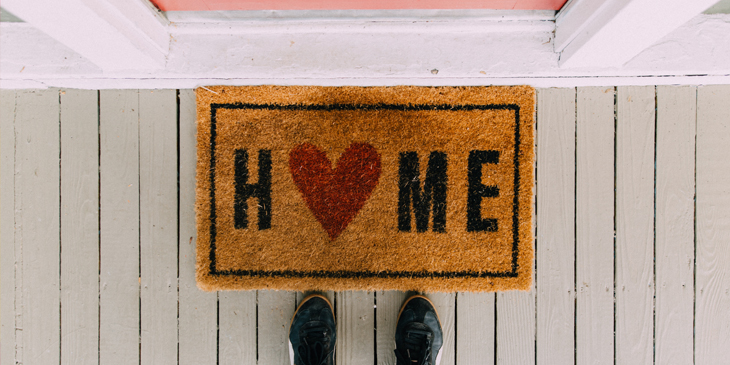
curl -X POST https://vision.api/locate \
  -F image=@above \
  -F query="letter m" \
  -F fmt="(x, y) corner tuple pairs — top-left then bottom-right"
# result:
(398, 151), (447, 233)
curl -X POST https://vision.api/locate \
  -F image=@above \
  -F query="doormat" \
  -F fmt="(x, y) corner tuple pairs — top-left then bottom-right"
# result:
(195, 86), (534, 292)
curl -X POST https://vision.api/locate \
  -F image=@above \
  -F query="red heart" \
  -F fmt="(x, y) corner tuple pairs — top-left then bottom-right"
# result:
(289, 143), (381, 240)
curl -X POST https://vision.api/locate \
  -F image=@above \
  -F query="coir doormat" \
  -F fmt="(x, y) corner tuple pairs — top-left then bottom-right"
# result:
(196, 86), (534, 292)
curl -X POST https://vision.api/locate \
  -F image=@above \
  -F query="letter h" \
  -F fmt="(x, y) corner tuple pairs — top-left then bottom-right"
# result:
(234, 149), (272, 230)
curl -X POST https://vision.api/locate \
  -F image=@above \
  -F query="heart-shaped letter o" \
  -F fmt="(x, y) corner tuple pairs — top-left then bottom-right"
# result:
(289, 143), (382, 240)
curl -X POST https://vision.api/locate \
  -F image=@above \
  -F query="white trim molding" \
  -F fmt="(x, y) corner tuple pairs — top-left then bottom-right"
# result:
(2, 0), (169, 71)
(555, 0), (719, 68)
(1, 9), (729, 88)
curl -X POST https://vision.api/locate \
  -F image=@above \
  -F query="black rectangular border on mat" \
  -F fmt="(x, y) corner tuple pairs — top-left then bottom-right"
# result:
(207, 102), (522, 279)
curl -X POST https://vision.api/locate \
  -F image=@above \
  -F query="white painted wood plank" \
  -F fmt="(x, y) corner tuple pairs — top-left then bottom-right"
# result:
(496, 290), (535, 365)
(456, 292), (495, 365)
(178, 89), (218, 365)
(16, 89), (61, 365)
(654, 85), (696, 365)
(13, 108), (23, 365)
(336, 291), (374, 365)
(376, 291), (407, 365)
(696, 84), (730, 365)
(536, 87), (575, 365)
(257, 290), (296, 365)
(0, 89), (16, 365)
(99, 89), (140, 365)
(576, 86), (615, 365)
(615, 85), (655, 365)
(426, 293), (455, 365)
(219, 291), (257, 365)
(60, 89), (99, 365)
(139, 89), (178, 365)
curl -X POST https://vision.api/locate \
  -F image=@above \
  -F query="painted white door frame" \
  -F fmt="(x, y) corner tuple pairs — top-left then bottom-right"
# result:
(2, 0), (169, 71)
(1, 0), (727, 87)
(555, 0), (720, 68)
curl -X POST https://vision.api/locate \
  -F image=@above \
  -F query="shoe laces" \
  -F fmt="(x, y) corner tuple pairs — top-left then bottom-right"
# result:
(296, 324), (332, 365)
(395, 324), (434, 365)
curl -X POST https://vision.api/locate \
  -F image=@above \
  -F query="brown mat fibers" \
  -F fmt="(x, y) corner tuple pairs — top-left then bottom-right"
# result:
(196, 86), (534, 292)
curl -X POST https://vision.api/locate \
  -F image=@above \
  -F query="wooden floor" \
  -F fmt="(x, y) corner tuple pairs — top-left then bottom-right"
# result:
(1, 86), (729, 365)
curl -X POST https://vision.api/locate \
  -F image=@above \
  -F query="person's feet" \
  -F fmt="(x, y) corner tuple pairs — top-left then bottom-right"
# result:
(289, 295), (336, 365)
(394, 295), (444, 365)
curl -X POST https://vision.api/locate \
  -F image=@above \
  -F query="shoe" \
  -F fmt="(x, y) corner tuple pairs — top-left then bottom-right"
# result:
(394, 295), (443, 365)
(289, 294), (336, 365)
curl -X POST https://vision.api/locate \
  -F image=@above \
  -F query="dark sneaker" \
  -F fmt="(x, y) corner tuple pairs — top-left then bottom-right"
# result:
(289, 295), (336, 365)
(394, 295), (443, 365)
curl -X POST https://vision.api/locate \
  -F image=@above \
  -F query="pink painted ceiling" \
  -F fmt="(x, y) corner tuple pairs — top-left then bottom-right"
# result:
(151, 0), (568, 11)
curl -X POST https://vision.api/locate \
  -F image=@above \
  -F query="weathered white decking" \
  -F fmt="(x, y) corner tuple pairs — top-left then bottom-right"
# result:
(1, 86), (729, 365)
